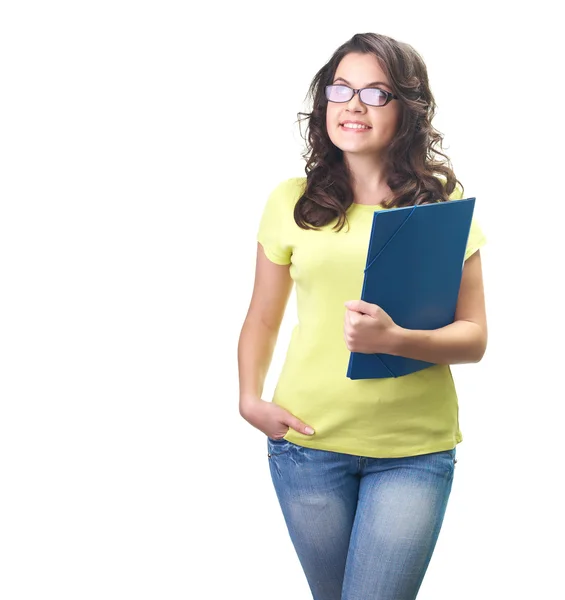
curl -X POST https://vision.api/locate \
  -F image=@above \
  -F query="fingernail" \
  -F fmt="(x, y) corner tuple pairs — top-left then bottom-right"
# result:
(305, 427), (314, 435)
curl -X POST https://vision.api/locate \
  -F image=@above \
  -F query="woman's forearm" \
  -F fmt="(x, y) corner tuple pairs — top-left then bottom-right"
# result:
(389, 320), (487, 365)
(237, 316), (279, 413)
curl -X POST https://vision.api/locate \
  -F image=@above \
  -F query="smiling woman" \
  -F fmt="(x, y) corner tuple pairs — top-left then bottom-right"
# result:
(293, 35), (461, 222)
(238, 31), (487, 600)
(326, 57), (402, 159)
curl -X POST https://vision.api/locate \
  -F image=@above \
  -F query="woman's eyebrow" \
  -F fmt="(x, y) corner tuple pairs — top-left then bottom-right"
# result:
(333, 77), (391, 90)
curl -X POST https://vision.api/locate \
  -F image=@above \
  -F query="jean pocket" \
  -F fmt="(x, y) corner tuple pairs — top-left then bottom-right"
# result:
(435, 448), (457, 469)
(267, 436), (292, 457)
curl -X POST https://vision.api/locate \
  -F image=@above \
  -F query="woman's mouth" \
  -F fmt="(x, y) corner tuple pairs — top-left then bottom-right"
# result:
(340, 123), (372, 132)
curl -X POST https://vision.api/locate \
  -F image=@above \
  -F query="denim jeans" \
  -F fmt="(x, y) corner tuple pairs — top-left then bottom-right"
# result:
(267, 438), (457, 600)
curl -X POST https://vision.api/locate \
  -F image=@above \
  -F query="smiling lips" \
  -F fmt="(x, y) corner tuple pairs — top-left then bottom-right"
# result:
(340, 120), (372, 132)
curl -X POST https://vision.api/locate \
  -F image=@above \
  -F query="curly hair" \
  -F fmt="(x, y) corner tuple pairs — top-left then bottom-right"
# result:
(294, 32), (464, 232)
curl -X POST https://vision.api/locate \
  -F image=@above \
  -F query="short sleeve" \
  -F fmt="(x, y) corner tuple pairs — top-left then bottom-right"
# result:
(449, 183), (487, 261)
(256, 179), (296, 265)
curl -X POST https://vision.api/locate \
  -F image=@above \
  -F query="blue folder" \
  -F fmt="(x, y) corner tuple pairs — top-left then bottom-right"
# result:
(346, 197), (476, 380)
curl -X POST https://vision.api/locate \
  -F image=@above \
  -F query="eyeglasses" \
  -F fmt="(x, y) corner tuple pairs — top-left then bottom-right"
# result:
(324, 84), (398, 107)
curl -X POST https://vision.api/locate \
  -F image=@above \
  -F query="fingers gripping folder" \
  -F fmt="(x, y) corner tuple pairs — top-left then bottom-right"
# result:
(346, 197), (476, 380)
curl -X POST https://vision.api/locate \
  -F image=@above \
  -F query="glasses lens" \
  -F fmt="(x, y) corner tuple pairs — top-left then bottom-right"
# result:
(360, 88), (388, 106)
(326, 85), (353, 102)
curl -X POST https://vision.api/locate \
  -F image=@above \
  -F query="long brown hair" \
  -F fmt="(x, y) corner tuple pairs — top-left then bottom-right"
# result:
(294, 32), (464, 232)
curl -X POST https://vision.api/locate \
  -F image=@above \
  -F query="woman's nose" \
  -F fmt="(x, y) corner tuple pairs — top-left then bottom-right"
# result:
(347, 90), (364, 110)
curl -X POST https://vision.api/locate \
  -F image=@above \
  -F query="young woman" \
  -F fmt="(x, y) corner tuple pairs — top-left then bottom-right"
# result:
(238, 32), (487, 600)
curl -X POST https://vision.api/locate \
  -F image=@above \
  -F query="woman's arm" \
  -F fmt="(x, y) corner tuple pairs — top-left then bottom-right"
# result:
(237, 243), (293, 413)
(389, 250), (488, 364)
(238, 243), (315, 437)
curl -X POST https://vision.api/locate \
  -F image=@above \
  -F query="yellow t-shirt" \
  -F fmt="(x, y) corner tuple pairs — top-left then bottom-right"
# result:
(257, 176), (487, 458)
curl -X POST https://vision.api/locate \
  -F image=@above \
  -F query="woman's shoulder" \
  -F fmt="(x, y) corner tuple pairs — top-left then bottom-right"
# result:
(434, 174), (464, 201)
(271, 176), (307, 200)
(263, 177), (307, 216)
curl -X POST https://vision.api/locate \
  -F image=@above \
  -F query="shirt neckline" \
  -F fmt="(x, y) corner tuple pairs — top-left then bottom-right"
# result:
(350, 202), (386, 210)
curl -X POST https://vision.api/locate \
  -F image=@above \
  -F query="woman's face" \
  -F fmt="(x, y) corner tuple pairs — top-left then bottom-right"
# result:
(325, 52), (401, 157)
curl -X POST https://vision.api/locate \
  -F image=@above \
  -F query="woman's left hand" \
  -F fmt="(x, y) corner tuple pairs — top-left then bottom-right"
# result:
(344, 300), (400, 354)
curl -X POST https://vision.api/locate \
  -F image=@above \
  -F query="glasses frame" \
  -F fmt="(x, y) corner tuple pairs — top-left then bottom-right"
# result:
(324, 84), (399, 107)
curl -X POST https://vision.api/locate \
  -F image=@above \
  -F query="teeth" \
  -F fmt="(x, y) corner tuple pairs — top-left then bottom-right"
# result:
(342, 123), (370, 129)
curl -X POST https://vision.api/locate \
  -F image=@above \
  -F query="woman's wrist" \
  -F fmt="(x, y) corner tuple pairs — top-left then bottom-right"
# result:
(386, 325), (408, 356)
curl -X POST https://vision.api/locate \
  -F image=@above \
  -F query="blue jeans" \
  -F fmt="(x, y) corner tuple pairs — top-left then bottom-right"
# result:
(267, 438), (457, 600)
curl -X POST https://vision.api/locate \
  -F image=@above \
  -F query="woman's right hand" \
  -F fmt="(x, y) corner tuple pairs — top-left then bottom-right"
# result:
(239, 397), (315, 439)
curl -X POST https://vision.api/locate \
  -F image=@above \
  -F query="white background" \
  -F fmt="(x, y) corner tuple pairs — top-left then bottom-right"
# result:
(1, 1), (563, 598)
